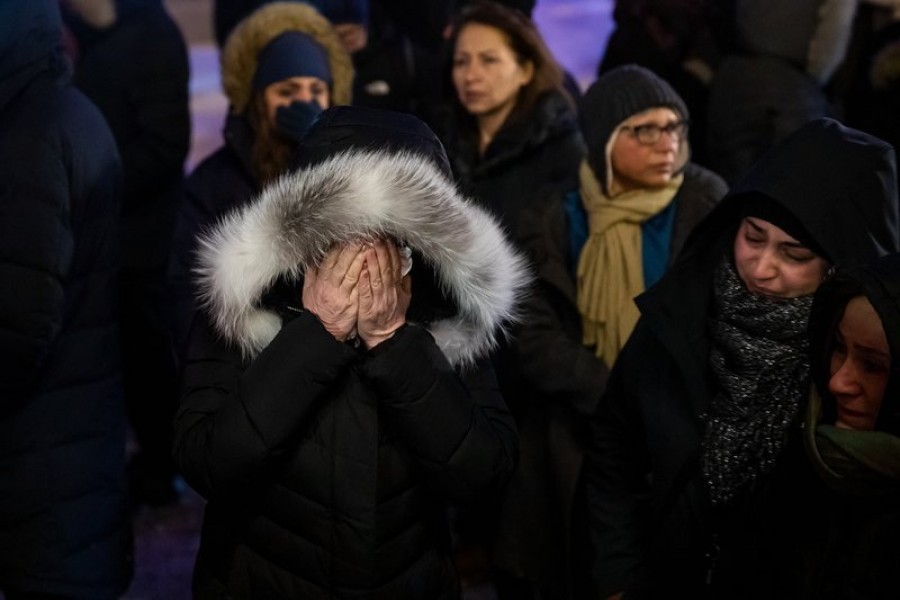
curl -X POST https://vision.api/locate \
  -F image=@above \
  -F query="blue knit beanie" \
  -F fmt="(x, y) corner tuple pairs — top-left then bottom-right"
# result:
(253, 31), (332, 91)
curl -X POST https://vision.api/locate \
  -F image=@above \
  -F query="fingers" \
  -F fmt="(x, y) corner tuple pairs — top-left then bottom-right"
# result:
(372, 238), (401, 285)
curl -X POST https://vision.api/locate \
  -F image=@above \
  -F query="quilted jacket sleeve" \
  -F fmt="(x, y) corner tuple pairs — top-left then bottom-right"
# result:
(173, 312), (358, 500)
(359, 324), (519, 505)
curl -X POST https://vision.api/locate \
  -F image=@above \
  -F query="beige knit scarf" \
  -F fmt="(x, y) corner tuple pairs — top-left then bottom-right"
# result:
(576, 160), (682, 367)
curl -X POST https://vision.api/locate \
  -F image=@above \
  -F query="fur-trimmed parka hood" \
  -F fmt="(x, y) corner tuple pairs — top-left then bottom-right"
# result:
(221, 1), (353, 113)
(195, 108), (531, 367)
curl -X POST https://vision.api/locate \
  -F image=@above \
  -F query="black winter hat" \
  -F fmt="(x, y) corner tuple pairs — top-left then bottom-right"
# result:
(291, 105), (453, 177)
(579, 64), (688, 191)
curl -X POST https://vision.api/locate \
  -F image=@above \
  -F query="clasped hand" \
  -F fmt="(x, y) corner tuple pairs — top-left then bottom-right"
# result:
(302, 239), (411, 348)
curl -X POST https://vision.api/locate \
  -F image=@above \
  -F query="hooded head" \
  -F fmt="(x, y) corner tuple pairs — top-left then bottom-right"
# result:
(678, 118), (900, 274)
(220, 1), (353, 115)
(810, 254), (900, 435)
(579, 64), (689, 195)
(0, 0), (67, 109)
(196, 106), (530, 367)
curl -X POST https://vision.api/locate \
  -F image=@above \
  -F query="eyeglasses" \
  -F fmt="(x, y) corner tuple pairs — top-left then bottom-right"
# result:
(620, 120), (689, 145)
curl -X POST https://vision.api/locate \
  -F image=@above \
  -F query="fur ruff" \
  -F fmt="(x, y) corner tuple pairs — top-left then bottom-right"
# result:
(195, 149), (531, 367)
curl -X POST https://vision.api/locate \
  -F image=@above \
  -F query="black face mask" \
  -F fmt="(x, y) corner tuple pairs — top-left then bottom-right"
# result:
(274, 100), (324, 144)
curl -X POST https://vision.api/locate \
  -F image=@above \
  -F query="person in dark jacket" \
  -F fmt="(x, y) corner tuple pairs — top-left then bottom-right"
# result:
(62, 0), (192, 506)
(583, 117), (899, 600)
(442, 0), (584, 237)
(597, 0), (722, 165)
(483, 64), (726, 599)
(710, 252), (900, 599)
(173, 105), (526, 599)
(0, 1), (132, 597)
(571, 63), (727, 371)
(706, 0), (857, 185)
(438, 3), (585, 596)
(169, 1), (353, 359)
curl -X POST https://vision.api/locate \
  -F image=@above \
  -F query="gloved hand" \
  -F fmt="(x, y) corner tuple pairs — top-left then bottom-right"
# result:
(274, 100), (324, 143)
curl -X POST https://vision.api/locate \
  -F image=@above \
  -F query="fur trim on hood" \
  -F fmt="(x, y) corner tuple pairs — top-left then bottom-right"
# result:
(221, 1), (353, 113)
(195, 148), (531, 367)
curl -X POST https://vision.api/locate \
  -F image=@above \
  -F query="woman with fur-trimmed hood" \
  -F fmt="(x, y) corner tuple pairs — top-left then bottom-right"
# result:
(173, 105), (527, 598)
(169, 1), (353, 357)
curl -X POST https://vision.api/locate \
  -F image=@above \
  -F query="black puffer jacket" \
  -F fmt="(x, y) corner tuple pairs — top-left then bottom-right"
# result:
(169, 115), (258, 356)
(712, 253), (900, 599)
(0, 1), (132, 597)
(584, 118), (899, 599)
(174, 107), (526, 598)
(444, 89), (584, 238)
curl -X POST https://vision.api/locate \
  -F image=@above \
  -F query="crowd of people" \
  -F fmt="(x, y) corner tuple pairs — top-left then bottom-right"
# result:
(1, 0), (898, 599)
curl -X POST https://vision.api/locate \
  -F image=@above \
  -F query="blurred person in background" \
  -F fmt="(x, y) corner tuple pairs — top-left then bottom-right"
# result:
(439, 2), (585, 597)
(168, 1), (353, 361)
(706, 0), (858, 185)
(61, 0), (191, 507)
(0, 1), (132, 597)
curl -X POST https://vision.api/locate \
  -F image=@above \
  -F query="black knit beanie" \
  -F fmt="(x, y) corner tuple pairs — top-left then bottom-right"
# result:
(579, 64), (688, 191)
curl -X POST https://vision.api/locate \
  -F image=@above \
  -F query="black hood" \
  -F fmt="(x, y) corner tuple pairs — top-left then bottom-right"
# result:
(292, 104), (453, 177)
(0, 0), (67, 113)
(809, 253), (900, 435)
(678, 118), (899, 269)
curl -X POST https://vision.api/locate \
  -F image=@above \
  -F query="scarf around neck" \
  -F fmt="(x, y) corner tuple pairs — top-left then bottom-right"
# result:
(804, 389), (900, 496)
(702, 256), (814, 505)
(576, 160), (682, 367)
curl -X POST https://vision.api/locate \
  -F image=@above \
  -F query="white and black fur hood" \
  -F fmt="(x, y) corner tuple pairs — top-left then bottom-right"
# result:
(195, 147), (531, 368)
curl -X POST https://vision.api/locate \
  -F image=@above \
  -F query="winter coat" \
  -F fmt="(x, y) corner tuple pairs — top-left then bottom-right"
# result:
(169, 115), (258, 357)
(444, 89), (585, 239)
(706, 0), (857, 184)
(168, 1), (354, 359)
(64, 0), (191, 271)
(0, 1), (132, 597)
(584, 118), (899, 599)
(711, 253), (900, 600)
(174, 107), (527, 598)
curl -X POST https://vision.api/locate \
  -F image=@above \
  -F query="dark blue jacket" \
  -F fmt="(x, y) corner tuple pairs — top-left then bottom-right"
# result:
(65, 0), (191, 271)
(0, 1), (132, 596)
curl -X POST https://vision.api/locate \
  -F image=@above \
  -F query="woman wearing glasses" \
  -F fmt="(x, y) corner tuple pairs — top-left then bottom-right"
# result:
(583, 118), (899, 599)
(570, 64), (727, 371)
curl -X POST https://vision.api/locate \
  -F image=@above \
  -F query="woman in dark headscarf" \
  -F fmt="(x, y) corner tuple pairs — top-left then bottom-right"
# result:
(712, 252), (900, 599)
(583, 118), (899, 599)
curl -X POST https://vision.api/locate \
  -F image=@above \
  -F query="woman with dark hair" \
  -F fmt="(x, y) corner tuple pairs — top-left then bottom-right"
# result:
(440, 3), (585, 596)
(710, 252), (900, 599)
(168, 1), (353, 358)
(442, 0), (583, 234)
(583, 118), (899, 599)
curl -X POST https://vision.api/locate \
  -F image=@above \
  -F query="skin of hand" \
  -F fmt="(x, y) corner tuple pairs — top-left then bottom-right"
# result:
(302, 243), (367, 341)
(357, 238), (412, 349)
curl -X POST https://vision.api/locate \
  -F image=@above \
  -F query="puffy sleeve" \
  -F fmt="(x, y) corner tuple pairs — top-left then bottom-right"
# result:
(173, 312), (358, 500)
(359, 324), (519, 504)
